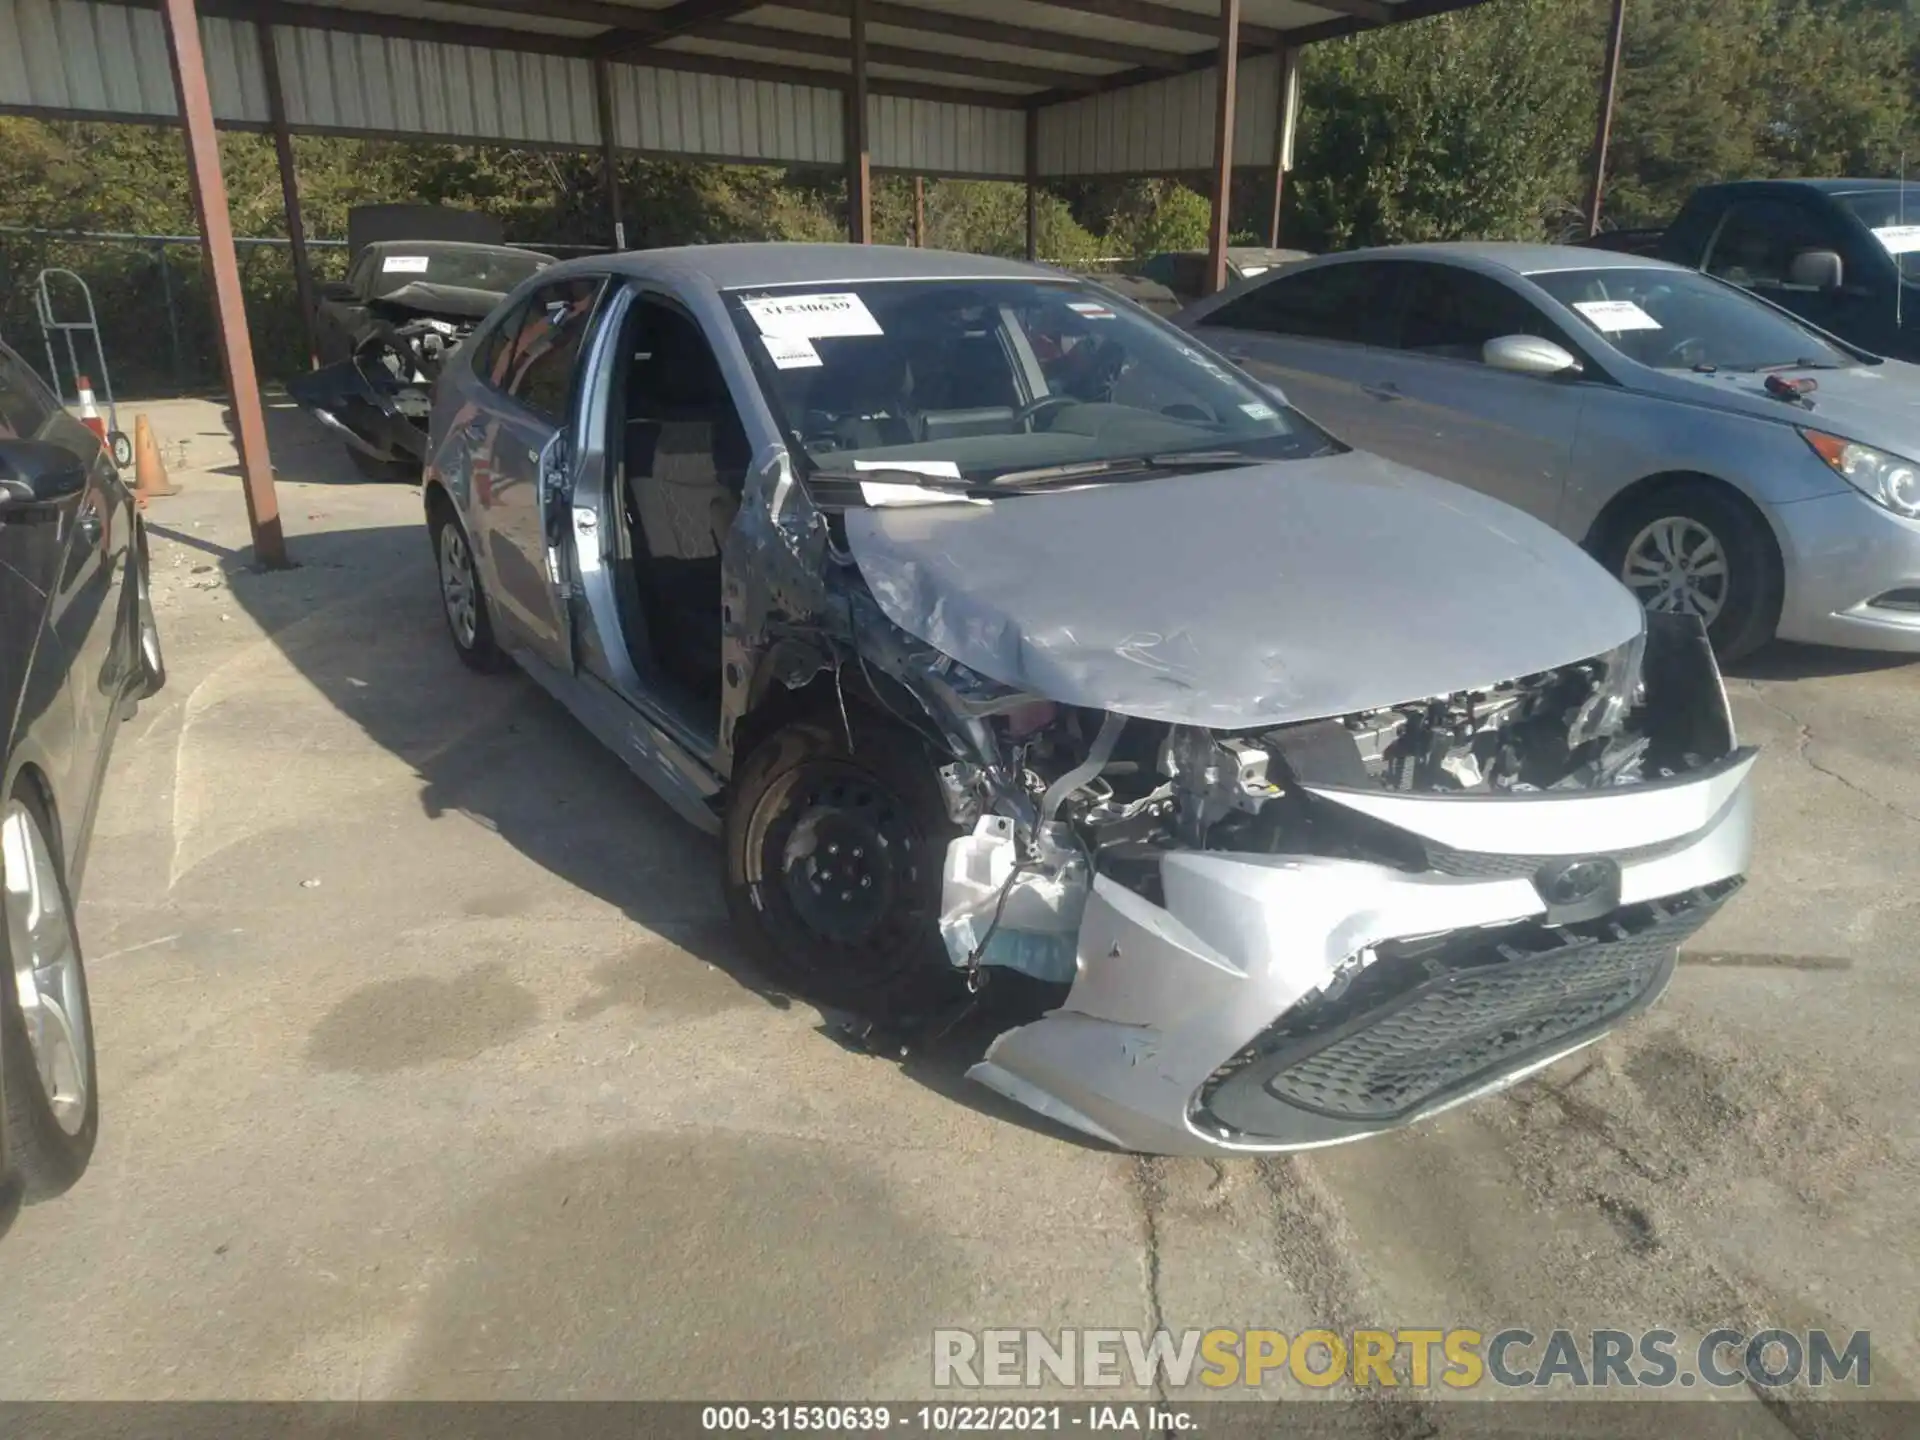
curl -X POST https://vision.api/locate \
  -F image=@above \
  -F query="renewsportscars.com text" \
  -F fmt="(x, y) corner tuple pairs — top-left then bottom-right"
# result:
(932, 1327), (1871, 1391)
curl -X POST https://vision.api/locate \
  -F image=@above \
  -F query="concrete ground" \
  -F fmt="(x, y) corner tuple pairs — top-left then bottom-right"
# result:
(1, 398), (1917, 1418)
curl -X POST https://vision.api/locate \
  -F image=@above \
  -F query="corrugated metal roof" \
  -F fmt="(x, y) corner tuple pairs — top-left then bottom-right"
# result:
(3, 0), (1500, 178)
(1037, 46), (1282, 176)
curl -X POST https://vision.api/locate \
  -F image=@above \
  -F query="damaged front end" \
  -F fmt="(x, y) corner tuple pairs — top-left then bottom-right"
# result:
(292, 290), (492, 470)
(926, 615), (1752, 1154)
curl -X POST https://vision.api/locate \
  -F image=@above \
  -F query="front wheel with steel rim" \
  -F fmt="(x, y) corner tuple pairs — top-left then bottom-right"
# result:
(1596, 480), (1782, 663)
(1, 784), (98, 1200)
(724, 718), (965, 1018)
(431, 503), (507, 672)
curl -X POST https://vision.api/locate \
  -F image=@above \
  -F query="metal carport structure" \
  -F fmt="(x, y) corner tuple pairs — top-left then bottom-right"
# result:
(1, 0), (1508, 564)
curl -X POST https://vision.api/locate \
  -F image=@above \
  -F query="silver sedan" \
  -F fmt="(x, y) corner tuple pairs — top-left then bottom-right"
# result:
(1180, 243), (1920, 659)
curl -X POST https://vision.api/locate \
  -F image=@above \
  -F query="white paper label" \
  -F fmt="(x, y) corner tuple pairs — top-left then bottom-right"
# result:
(382, 255), (430, 274)
(1873, 225), (1920, 257)
(1573, 299), (1663, 333)
(742, 291), (883, 338)
(852, 459), (962, 479)
(1067, 300), (1116, 319)
(1237, 265), (1269, 277)
(1239, 401), (1277, 420)
(858, 481), (989, 508)
(761, 334), (822, 369)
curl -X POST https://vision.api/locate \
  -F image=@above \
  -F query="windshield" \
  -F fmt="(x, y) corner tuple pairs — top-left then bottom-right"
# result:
(1835, 186), (1920, 282)
(725, 278), (1339, 486)
(368, 244), (550, 298)
(1530, 266), (1854, 371)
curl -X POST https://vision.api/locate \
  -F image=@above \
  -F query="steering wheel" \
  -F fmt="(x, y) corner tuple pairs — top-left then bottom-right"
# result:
(1654, 335), (1708, 369)
(1016, 394), (1077, 432)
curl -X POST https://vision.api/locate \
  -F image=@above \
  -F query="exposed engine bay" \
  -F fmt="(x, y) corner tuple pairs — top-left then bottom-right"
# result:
(289, 279), (512, 473)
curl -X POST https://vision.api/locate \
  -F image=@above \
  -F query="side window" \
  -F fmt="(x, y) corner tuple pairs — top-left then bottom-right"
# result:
(473, 296), (532, 387)
(499, 277), (606, 423)
(346, 249), (376, 297)
(1705, 200), (1837, 289)
(0, 348), (56, 441)
(1206, 262), (1397, 345)
(1394, 264), (1570, 362)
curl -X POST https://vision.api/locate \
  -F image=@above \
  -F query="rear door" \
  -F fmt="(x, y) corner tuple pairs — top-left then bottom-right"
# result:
(0, 346), (124, 844)
(1347, 261), (1587, 521)
(1191, 260), (1403, 440)
(474, 275), (608, 671)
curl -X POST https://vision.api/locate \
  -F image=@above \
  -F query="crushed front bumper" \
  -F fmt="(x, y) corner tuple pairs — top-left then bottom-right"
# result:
(969, 750), (1756, 1156)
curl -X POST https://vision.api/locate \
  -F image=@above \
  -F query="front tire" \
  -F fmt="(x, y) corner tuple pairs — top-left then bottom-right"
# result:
(724, 717), (964, 1017)
(1, 784), (99, 1201)
(430, 504), (508, 673)
(1597, 481), (1782, 662)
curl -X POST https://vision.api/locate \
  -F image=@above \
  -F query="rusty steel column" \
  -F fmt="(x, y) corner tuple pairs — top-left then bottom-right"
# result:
(1586, 0), (1627, 236)
(594, 57), (627, 249)
(1267, 44), (1300, 249)
(257, 20), (317, 371)
(846, 0), (872, 244)
(1205, 0), (1242, 295)
(1025, 109), (1040, 262)
(913, 175), (925, 246)
(163, 0), (286, 567)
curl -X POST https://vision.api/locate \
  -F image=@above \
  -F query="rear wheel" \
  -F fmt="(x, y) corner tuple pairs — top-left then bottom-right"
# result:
(1, 784), (98, 1201)
(1597, 481), (1782, 662)
(431, 503), (508, 673)
(724, 718), (964, 1017)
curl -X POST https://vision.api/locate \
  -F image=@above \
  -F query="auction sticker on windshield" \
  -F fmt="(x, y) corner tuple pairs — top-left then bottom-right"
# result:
(382, 255), (430, 274)
(1573, 299), (1662, 332)
(743, 291), (883, 338)
(761, 334), (823, 369)
(1873, 225), (1920, 257)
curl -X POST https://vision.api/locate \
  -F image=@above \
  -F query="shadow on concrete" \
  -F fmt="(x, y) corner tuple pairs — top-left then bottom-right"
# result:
(202, 394), (418, 488)
(1724, 639), (1920, 682)
(195, 511), (1102, 1145)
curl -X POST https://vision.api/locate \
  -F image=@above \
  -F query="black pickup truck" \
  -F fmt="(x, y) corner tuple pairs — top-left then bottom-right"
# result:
(1581, 178), (1920, 362)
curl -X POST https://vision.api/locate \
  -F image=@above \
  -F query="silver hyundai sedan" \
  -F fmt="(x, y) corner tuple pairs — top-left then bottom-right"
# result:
(421, 244), (1753, 1155)
(1180, 243), (1920, 659)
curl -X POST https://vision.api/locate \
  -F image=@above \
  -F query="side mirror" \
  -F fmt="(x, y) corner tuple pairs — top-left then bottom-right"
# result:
(1788, 249), (1844, 290)
(0, 439), (89, 512)
(1483, 334), (1583, 378)
(319, 280), (358, 302)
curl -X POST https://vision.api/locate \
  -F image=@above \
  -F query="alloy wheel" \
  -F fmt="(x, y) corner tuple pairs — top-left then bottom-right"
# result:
(439, 523), (479, 649)
(1, 799), (91, 1137)
(1621, 515), (1729, 625)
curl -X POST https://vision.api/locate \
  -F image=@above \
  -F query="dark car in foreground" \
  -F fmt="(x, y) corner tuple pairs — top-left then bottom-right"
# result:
(0, 339), (164, 1231)
(419, 243), (1752, 1156)
(293, 239), (553, 479)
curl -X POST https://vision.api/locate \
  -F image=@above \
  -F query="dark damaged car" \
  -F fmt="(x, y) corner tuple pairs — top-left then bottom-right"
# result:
(421, 245), (1756, 1156)
(292, 240), (553, 479)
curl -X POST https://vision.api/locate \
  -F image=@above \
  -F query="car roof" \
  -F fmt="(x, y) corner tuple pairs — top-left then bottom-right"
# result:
(542, 242), (1058, 291)
(1705, 177), (1916, 195)
(1299, 241), (1690, 279)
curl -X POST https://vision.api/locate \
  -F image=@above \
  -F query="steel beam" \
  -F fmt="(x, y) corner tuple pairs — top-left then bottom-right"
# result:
(256, 21), (316, 369)
(593, 57), (626, 249)
(1206, 0), (1241, 296)
(1267, 45), (1300, 247)
(847, 0), (871, 244)
(161, 0), (286, 567)
(773, 0), (1185, 71)
(1025, 109), (1039, 261)
(1586, 0), (1628, 236)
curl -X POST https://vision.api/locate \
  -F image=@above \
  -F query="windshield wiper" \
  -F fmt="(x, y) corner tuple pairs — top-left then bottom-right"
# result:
(1751, 358), (1845, 373)
(991, 451), (1266, 488)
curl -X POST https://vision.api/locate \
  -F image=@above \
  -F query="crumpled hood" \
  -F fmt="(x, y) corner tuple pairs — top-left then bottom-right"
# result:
(844, 451), (1645, 729)
(368, 282), (508, 322)
(1658, 359), (1920, 460)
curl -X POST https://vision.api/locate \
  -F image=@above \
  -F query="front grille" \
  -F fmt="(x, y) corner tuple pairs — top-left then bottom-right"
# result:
(1197, 880), (1740, 1135)
(1422, 832), (1691, 879)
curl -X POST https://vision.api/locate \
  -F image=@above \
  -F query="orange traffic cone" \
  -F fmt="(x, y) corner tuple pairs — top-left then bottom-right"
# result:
(76, 375), (108, 451)
(132, 414), (179, 508)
